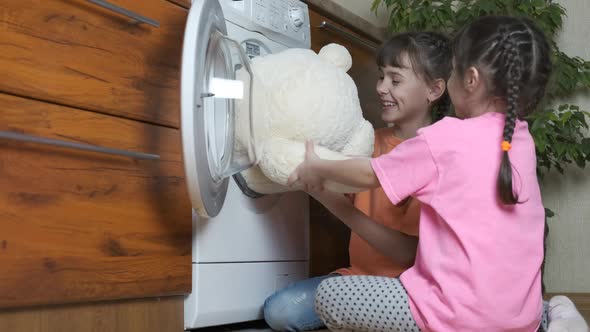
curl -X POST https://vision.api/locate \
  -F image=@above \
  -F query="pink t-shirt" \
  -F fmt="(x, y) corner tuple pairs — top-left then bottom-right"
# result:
(371, 112), (545, 332)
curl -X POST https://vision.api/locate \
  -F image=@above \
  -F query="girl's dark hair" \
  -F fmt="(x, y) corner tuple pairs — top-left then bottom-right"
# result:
(377, 31), (453, 122)
(453, 16), (552, 205)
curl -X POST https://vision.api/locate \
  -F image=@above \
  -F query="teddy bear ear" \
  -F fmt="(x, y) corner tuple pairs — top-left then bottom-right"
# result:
(318, 43), (352, 72)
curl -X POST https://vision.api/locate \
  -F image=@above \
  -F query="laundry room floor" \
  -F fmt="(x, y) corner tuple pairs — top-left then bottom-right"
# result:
(191, 320), (331, 331)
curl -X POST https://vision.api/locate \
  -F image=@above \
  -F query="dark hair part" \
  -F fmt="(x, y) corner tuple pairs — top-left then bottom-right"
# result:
(377, 31), (453, 122)
(453, 16), (552, 204)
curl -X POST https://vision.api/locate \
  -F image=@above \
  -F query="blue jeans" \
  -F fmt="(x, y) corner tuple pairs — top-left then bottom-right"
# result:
(263, 274), (339, 331)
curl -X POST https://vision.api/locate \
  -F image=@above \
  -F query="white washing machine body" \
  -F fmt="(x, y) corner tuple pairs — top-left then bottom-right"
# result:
(181, 0), (311, 329)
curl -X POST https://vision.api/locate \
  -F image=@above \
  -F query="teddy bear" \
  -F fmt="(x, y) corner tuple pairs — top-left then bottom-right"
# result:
(234, 43), (375, 195)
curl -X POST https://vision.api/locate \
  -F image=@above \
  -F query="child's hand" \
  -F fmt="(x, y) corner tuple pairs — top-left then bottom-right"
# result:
(288, 140), (325, 192)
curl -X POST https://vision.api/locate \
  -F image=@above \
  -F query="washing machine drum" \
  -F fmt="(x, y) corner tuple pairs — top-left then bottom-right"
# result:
(181, 0), (257, 218)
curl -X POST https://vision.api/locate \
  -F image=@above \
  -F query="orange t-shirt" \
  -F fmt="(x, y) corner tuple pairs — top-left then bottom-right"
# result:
(335, 127), (420, 278)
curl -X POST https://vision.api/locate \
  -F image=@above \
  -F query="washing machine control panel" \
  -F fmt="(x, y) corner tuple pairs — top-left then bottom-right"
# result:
(221, 0), (311, 48)
(288, 5), (305, 29)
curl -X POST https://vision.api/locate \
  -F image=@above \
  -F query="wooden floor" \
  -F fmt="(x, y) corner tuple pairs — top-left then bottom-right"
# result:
(0, 296), (183, 332)
(0, 294), (586, 332)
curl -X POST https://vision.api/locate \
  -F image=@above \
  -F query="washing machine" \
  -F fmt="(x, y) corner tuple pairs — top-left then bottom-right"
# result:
(181, 0), (311, 329)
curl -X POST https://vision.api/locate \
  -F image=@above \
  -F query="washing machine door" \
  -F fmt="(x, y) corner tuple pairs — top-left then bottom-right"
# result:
(181, 0), (257, 218)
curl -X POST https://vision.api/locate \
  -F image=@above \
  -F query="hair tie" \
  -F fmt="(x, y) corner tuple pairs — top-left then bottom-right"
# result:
(501, 141), (512, 151)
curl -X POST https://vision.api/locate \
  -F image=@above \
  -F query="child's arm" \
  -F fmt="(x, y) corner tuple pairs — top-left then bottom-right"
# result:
(311, 190), (417, 267)
(287, 140), (380, 190)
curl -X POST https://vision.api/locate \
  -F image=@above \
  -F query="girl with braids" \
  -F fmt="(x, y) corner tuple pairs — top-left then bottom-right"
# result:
(263, 31), (452, 331)
(288, 16), (588, 331)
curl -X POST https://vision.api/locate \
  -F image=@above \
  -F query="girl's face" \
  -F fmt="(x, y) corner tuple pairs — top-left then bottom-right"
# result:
(376, 54), (432, 125)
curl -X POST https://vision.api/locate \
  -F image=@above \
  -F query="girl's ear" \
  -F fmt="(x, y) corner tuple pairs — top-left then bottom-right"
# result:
(427, 78), (446, 103)
(463, 66), (481, 92)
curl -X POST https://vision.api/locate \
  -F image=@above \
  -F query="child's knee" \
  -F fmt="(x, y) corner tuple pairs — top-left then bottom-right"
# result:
(263, 288), (317, 331)
(263, 292), (293, 331)
(314, 278), (340, 327)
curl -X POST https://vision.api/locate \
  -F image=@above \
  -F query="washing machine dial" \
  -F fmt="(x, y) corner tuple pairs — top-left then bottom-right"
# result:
(288, 5), (304, 29)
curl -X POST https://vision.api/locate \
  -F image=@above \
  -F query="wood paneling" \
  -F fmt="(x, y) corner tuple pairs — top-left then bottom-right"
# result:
(308, 9), (383, 277)
(0, 296), (184, 332)
(305, 0), (387, 43)
(0, 0), (187, 127)
(309, 197), (350, 277)
(167, 0), (190, 9)
(0, 92), (191, 308)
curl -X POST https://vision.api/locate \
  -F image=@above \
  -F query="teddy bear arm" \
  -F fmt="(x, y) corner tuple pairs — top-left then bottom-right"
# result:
(258, 138), (366, 193)
(340, 119), (375, 157)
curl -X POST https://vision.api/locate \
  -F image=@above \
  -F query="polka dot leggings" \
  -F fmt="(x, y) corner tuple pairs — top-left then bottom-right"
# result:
(315, 276), (419, 332)
(314, 276), (550, 332)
